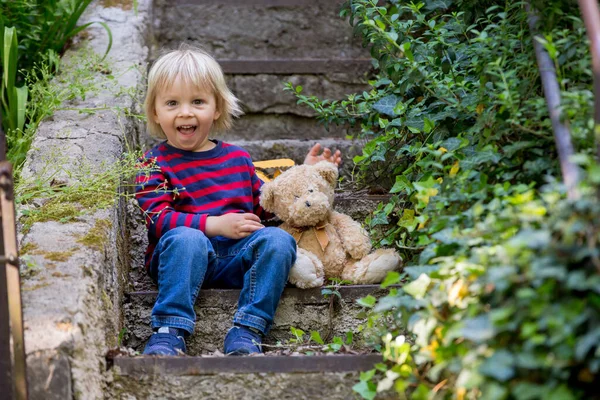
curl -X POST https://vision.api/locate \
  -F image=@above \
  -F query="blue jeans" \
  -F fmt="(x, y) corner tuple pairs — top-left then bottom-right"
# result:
(148, 226), (296, 335)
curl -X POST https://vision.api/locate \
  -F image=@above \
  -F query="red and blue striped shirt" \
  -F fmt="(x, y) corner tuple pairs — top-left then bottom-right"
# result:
(135, 140), (270, 270)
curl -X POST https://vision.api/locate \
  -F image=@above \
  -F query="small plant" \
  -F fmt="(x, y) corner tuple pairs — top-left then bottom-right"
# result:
(0, 27), (28, 136)
(16, 149), (159, 233)
(117, 327), (127, 347)
(1, 0), (113, 168)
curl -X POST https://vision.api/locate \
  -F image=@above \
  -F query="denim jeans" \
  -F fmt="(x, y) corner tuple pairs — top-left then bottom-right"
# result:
(148, 226), (296, 335)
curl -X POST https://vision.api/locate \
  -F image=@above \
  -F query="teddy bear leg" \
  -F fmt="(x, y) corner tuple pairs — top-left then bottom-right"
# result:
(341, 249), (402, 284)
(289, 248), (325, 289)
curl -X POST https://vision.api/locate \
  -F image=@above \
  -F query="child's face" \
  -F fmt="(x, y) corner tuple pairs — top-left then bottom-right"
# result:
(153, 75), (221, 152)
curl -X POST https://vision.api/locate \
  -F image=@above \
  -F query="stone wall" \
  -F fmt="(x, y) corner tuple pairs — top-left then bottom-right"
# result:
(17, 1), (151, 398)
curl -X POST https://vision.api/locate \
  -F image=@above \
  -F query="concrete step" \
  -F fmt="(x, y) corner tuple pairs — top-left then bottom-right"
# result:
(231, 138), (365, 175)
(123, 285), (395, 356)
(227, 71), (369, 118)
(223, 114), (354, 141)
(153, 1), (368, 60)
(109, 354), (383, 399)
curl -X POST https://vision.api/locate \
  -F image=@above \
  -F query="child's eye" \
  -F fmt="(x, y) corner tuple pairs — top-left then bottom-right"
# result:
(192, 99), (204, 105)
(166, 100), (177, 106)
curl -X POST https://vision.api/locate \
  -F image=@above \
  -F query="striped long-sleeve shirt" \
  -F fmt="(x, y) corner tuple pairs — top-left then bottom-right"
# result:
(135, 140), (271, 270)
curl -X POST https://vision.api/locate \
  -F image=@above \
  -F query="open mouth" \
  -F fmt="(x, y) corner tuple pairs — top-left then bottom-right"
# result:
(177, 125), (196, 134)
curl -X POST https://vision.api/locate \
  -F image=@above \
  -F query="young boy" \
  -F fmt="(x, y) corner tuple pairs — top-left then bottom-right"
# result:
(135, 46), (341, 356)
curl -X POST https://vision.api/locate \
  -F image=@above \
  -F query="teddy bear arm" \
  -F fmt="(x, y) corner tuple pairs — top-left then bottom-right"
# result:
(330, 211), (372, 259)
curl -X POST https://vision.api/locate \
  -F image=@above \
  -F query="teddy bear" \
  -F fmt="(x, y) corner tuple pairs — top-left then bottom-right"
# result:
(259, 161), (402, 289)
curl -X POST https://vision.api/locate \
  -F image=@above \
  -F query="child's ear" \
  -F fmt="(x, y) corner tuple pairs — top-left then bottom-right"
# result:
(260, 182), (275, 212)
(213, 109), (221, 121)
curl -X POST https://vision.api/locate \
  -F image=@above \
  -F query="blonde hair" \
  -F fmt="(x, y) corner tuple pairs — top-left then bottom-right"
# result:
(144, 45), (243, 139)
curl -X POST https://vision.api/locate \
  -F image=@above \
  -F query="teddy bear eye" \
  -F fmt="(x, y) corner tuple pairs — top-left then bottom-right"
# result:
(308, 189), (313, 193)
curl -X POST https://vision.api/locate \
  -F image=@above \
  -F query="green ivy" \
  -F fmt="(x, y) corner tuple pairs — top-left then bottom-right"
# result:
(288, 0), (598, 398)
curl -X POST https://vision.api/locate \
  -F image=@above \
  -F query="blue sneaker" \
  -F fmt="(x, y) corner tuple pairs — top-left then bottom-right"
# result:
(143, 327), (186, 356)
(223, 325), (263, 355)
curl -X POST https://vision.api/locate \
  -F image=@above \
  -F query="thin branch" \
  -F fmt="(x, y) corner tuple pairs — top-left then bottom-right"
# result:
(525, 1), (580, 200)
(578, 0), (600, 162)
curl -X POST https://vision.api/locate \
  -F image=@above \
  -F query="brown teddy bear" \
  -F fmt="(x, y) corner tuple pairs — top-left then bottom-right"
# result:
(260, 161), (402, 289)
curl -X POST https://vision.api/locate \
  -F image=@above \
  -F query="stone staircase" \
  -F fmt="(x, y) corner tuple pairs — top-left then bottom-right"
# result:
(108, 1), (395, 399)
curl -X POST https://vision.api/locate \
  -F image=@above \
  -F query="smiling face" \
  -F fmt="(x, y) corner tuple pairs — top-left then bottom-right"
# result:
(153, 74), (221, 152)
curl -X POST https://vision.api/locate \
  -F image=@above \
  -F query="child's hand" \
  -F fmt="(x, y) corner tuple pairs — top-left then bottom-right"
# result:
(303, 143), (342, 167)
(205, 213), (264, 239)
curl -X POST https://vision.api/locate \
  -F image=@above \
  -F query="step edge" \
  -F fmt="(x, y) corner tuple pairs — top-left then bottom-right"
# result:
(126, 284), (401, 305)
(112, 353), (382, 375)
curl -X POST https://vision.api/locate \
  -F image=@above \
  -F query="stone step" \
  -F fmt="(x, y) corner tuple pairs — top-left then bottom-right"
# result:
(227, 71), (369, 118)
(153, 1), (367, 60)
(229, 138), (365, 180)
(123, 285), (395, 356)
(224, 114), (354, 141)
(109, 354), (382, 399)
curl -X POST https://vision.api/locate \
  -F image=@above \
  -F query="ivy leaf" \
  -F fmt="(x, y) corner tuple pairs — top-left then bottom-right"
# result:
(461, 148), (501, 169)
(462, 315), (495, 342)
(369, 212), (389, 226)
(372, 95), (400, 117)
(310, 330), (324, 345)
(390, 175), (413, 194)
(404, 265), (441, 279)
(441, 137), (466, 151)
(357, 295), (377, 308)
(424, 117), (435, 133)
(380, 271), (401, 288)
(479, 350), (515, 381)
(403, 273), (431, 299)
(575, 326), (600, 360)
(352, 381), (377, 400)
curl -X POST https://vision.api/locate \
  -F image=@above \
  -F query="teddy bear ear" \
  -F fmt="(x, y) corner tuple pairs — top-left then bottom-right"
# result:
(315, 161), (339, 187)
(259, 181), (275, 212)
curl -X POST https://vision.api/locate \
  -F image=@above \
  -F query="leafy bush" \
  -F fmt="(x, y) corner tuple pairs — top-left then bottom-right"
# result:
(288, 0), (599, 398)
(0, 0), (111, 167)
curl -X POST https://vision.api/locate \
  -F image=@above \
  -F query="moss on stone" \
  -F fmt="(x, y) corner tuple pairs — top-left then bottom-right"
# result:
(20, 242), (39, 255)
(100, 0), (133, 10)
(51, 271), (71, 278)
(44, 250), (76, 262)
(77, 219), (112, 251)
(22, 282), (50, 291)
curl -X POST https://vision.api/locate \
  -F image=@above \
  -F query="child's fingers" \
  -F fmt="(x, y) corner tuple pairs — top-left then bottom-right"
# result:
(308, 143), (321, 156)
(241, 213), (262, 223)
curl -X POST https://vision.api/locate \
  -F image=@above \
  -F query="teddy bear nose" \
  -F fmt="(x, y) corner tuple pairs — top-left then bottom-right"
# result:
(305, 201), (311, 207)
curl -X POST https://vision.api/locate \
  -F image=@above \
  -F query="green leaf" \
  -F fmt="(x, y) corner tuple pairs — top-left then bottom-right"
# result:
(402, 42), (414, 62)
(310, 330), (324, 345)
(479, 350), (515, 382)
(462, 315), (494, 342)
(353, 381), (377, 400)
(547, 385), (576, 400)
(345, 331), (353, 345)
(390, 175), (413, 194)
(357, 295), (377, 308)
(380, 271), (401, 288)
(403, 273), (431, 299)
(575, 326), (600, 360)
(424, 117), (435, 134)
(372, 95), (400, 117)
(15, 85), (28, 132)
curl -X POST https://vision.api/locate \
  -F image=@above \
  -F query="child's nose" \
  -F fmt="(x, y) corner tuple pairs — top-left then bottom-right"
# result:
(178, 105), (193, 117)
